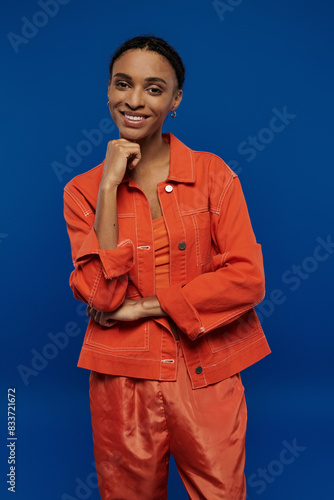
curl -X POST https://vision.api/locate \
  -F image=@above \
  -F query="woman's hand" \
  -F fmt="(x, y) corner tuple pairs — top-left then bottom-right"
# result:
(101, 138), (141, 188)
(94, 138), (141, 250)
(86, 306), (119, 327)
(86, 296), (167, 326)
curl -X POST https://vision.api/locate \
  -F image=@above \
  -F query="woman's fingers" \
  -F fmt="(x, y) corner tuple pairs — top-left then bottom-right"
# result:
(102, 139), (141, 185)
(94, 310), (102, 325)
(87, 306), (101, 324)
(87, 306), (113, 327)
(127, 152), (141, 169)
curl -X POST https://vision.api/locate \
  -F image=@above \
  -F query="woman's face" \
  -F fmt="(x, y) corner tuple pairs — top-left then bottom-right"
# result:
(108, 49), (183, 141)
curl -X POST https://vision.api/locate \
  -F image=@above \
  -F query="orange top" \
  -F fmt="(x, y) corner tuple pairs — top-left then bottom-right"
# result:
(152, 216), (170, 292)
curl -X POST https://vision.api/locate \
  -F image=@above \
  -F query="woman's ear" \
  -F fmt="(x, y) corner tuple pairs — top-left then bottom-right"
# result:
(171, 89), (183, 112)
(175, 89), (183, 105)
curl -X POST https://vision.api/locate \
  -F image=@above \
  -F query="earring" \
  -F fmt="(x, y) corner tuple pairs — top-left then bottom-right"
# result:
(171, 110), (177, 118)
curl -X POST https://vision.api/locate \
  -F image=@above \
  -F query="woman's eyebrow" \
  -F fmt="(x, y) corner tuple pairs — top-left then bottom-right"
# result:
(113, 73), (167, 85)
(145, 77), (167, 85)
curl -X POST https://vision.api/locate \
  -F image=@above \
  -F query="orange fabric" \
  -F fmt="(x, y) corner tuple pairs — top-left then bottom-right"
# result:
(89, 341), (247, 500)
(63, 132), (271, 389)
(152, 216), (170, 292)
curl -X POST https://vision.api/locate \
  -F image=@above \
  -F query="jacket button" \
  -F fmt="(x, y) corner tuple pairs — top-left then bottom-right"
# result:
(165, 185), (173, 193)
(195, 366), (203, 374)
(178, 242), (186, 250)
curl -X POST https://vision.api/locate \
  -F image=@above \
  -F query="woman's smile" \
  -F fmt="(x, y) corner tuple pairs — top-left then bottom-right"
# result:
(119, 110), (150, 127)
(108, 49), (182, 141)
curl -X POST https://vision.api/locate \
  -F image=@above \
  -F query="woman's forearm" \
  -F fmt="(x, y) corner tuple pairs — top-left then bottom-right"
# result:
(138, 295), (168, 318)
(94, 139), (142, 250)
(94, 182), (119, 249)
(87, 295), (168, 325)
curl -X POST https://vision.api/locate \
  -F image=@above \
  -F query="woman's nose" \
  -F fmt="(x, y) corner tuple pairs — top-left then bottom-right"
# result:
(125, 88), (145, 109)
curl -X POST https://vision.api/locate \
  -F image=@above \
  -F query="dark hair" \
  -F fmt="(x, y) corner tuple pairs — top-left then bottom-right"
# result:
(108, 35), (185, 90)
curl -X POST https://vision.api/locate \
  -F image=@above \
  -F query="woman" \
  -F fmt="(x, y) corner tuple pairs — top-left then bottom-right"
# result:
(64, 35), (271, 500)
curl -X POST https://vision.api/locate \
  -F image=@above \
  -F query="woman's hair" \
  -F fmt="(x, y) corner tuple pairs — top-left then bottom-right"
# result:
(108, 35), (185, 90)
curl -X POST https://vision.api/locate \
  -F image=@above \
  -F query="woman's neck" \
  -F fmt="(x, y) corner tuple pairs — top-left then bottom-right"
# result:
(121, 130), (170, 173)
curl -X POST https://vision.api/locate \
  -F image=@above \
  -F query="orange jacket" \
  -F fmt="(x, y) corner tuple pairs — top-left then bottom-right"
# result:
(63, 133), (270, 389)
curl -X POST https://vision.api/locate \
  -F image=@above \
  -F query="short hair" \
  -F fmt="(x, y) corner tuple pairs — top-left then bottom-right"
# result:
(108, 35), (185, 90)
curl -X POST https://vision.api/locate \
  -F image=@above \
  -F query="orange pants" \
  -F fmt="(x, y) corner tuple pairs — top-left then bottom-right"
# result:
(89, 341), (247, 499)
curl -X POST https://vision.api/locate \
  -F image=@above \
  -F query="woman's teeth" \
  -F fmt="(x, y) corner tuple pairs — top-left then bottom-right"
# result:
(124, 114), (145, 121)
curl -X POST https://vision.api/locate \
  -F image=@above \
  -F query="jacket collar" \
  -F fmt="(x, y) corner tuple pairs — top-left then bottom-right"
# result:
(120, 132), (195, 185)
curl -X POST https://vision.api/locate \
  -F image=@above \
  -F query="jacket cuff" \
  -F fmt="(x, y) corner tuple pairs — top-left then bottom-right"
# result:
(75, 227), (135, 278)
(156, 284), (204, 341)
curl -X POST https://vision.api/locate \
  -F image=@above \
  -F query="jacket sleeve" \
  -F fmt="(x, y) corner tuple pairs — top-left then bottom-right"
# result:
(156, 172), (265, 341)
(63, 183), (135, 312)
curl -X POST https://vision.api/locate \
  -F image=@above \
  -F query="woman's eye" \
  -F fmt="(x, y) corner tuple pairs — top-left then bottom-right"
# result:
(115, 82), (128, 88)
(148, 87), (162, 95)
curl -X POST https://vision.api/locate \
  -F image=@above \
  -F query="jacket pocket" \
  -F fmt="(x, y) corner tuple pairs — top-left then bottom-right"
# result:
(207, 310), (262, 353)
(85, 318), (150, 351)
(192, 211), (212, 266)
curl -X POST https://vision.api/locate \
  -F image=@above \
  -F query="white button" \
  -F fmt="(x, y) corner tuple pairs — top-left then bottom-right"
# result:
(165, 185), (173, 193)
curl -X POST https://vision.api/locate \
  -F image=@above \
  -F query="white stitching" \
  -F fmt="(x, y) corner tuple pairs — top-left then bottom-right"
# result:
(86, 319), (149, 351)
(203, 336), (266, 368)
(216, 173), (234, 213)
(191, 212), (212, 266)
(172, 188), (187, 282)
(64, 186), (92, 217)
(180, 207), (209, 216)
(204, 299), (264, 332)
(133, 191), (140, 291)
(88, 264), (103, 307)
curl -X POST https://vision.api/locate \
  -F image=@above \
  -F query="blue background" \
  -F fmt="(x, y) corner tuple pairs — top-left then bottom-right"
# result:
(1, 0), (333, 498)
